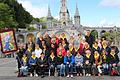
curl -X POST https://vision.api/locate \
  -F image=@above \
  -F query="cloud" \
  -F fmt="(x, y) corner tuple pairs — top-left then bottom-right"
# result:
(99, 19), (120, 27)
(18, 0), (48, 18)
(100, 0), (120, 8)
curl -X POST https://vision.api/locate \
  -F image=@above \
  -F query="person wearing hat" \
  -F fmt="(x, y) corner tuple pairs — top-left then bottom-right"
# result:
(28, 52), (38, 77)
(64, 51), (75, 78)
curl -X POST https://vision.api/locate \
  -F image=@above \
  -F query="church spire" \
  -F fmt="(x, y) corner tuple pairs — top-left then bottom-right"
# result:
(47, 5), (52, 18)
(74, 3), (80, 25)
(75, 3), (80, 17)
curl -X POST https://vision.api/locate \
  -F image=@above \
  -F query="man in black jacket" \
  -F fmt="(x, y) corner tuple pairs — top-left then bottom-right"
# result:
(85, 30), (95, 48)
(36, 53), (48, 78)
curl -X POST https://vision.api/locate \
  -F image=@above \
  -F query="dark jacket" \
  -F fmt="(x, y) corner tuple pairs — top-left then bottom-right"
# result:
(48, 56), (56, 66)
(85, 35), (95, 47)
(83, 54), (93, 65)
(36, 57), (48, 67)
(107, 53), (119, 64)
(56, 56), (64, 65)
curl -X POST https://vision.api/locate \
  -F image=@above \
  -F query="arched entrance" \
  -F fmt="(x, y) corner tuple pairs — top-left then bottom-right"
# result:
(17, 34), (24, 43)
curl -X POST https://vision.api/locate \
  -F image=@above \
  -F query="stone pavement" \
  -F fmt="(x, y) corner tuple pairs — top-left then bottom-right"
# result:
(0, 58), (120, 80)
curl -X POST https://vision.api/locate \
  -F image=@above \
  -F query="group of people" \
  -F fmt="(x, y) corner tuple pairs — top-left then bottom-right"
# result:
(16, 30), (120, 78)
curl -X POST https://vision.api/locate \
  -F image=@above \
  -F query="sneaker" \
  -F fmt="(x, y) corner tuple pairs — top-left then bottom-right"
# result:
(88, 74), (91, 76)
(67, 75), (69, 78)
(77, 73), (79, 76)
(86, 74), (88, 76)
(30, 73), (33, 77)
(71, 75), (73, 78)
(35, 74), (38, 77)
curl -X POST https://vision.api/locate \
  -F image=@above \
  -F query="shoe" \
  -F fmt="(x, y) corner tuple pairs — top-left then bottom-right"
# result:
(86, 74), (88, 76)
(71, 75), (73, 78)
(41, 75), (44, 78)
(30, 73), (33, 77)
(67, 75), (69, 78)
(80, 73), (82, 76)
(77, 73), (79, 76)
(88, 74), (91, 76)
(35, 74), (38, 77)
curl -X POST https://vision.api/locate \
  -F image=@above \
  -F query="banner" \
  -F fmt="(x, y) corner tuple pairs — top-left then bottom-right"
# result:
(0, 29), (18, 54)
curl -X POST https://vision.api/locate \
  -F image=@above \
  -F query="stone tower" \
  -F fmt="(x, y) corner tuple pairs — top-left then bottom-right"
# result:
(47, 6), (53, 28)
(59, 0), (70, 25)
(74, 3), (80, 26)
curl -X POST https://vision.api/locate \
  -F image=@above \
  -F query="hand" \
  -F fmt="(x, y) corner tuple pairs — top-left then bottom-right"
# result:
(41, 64), (43, 67)
(78, 62), (80, 65)
(85, 60), (89, 64)
(67, 62), (69, 64)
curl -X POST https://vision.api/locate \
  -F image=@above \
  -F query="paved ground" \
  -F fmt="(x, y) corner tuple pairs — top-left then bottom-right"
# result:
(0, 58), (120, 80)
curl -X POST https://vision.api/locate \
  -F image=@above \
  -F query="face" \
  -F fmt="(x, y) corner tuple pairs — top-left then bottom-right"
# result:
(67, 51), (71, 56)
(86, 30), (90, 36)
(41, 54), (45, 58)
(35, 44), (39, 49)
(51, 52), (54, 56)
(94, 51), (99, 55)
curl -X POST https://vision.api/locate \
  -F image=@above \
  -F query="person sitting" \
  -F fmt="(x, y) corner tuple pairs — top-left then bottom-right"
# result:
(48, 50), (56, 76)
(101, 50), (109, 75)
(64, 51), (75, 78)
(36, 53), (48, 78)
(84, 50), (93, 76)
(75, 51), (83, 76)
(19, 54), (29, 77)
(108, 49), (119, 76)
(56, 51), (65, 76)
(28, 52), (38, 77)
(92, 51), (102, 76)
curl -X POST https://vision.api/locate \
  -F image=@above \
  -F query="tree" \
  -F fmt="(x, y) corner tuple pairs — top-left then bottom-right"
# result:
(90, 30), (98, 40)
(0, 0), (33, 28)
(0, 3), (18, 28)
(102, 31), (115, 43)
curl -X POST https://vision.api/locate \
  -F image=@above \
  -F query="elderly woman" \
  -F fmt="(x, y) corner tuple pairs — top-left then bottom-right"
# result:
(19, 54), (29, 77)
(64, 51), (75, 78)
(28, 52), (38, 77)
(84, 50), (93, 76)
(75, 51), (84, 76)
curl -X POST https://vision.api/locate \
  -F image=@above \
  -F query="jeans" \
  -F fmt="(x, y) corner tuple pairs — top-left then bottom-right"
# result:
(76, 65), (83, 74)
(57, 64), (65, 76)
(65, 64), (73, 75)
(20, 66), (28, 76)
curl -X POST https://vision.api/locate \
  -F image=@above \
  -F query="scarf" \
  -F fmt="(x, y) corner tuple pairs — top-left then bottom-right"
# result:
(93, 44), (98, 50)
(31, 55), (36, 60)
(103, 45), (107, 49)
(110, 52), (115, 58)
(50, 55), (55, 61)
(74, 47), (79, 52)
(22, 57), (27, 63)
(69, 47), (74, 52)
(94, 53), (100, 60)
(86, 53), (91, 59)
